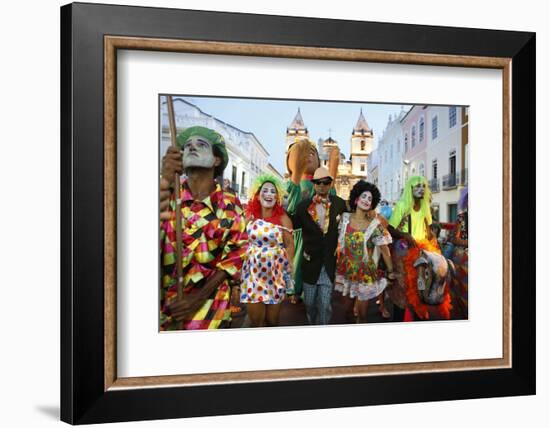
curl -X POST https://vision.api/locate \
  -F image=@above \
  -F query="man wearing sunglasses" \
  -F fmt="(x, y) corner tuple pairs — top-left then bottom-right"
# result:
(292, 167), (347, 325)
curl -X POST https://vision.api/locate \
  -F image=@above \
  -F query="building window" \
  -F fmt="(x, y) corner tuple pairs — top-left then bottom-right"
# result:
(419, 117), (425, 141)
(449, 151), (457, 176)
(432, 159), (438, 179)
(360, 140), (365, 151)
(419, 162), (425, 177)
(404, 134), (408, 152)
(448, 203), (458, 223)
(449, 106), (457, 128)
(232, 165), (237, 185)
(432, 204), (440, 222)
(432, 115), (438, 140)
(411, 126), (416, 148)
(360, 164), (365, 172)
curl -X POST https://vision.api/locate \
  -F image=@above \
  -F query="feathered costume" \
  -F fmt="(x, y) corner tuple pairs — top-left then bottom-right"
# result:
(389, 176), (452, 320)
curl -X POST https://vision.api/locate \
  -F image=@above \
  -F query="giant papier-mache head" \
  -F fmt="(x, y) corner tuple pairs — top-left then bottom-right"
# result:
(286, 136), (321, 176)
(176, 126), (229, 178)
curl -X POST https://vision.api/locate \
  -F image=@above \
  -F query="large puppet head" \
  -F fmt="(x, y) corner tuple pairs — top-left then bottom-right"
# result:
(176, 126), (228, 178)
(397, 175), (432, 224)
(413, 250), (453, 305)
(286, 137), (321, 177)
(246, 173), (286, 219)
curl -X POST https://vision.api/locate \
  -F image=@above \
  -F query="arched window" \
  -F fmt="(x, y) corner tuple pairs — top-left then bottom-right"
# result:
(411, 126), (416, 148)
(419, 162), (425, 177)
(360, 140), (365, 151)
(419, 117), (425, 141)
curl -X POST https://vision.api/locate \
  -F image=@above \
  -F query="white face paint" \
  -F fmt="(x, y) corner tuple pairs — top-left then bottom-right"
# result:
(181, 137), (216, 170)
(259, 182), (277, 208)
(412, 183), (425, 199)
(357, 190), (373, 212)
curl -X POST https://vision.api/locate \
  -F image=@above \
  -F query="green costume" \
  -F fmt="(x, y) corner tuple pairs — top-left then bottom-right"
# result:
(389, 175), (432, 241)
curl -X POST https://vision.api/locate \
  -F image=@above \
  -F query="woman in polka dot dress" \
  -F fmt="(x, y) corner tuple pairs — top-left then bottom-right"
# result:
(241, 174), (294, 327)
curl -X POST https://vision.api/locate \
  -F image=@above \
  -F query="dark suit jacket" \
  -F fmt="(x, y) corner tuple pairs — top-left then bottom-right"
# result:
(293, 194), (347, 284)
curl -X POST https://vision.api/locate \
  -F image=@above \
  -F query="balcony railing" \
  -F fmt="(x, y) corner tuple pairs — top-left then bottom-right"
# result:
(429, 178), (440, 193)
(460, 168), (468, 185)
(442, 172), (459, 190)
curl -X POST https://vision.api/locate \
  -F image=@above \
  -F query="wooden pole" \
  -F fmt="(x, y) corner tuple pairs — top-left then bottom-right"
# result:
(166, 95), (184, 300)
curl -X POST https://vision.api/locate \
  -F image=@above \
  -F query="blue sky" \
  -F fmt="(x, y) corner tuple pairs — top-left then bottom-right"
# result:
(182, 95), (411, 174)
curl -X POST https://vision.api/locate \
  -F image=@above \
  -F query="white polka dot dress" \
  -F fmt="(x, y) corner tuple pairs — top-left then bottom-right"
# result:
(240, 219), (289, 304)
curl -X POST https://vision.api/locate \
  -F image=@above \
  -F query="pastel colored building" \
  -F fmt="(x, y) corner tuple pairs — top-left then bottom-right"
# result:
(377, 109), (406, 203)
(424, 105), (469, 222)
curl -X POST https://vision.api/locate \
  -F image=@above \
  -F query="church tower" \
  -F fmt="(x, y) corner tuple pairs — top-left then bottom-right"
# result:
(350, 109), (373, 177)
(285, 108), (309, 154)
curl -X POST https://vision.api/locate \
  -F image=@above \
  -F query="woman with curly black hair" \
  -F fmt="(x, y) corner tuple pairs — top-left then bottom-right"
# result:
(335, 180), (395, 323)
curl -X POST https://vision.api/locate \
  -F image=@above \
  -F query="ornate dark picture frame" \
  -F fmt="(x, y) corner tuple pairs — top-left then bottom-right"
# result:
(61, 2), (535, 424)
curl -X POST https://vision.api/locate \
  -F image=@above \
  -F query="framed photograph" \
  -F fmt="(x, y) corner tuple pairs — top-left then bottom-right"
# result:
(61, 2), (535, 424)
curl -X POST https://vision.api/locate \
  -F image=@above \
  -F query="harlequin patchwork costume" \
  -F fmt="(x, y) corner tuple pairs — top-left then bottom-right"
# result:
(160, 126), (248, 330)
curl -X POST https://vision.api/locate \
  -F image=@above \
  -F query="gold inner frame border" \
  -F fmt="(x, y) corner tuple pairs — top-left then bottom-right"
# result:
(104, 35), (512, 391)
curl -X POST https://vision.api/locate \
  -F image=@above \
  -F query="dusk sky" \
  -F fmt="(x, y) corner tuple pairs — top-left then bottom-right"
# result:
(181, 95), (412, 175)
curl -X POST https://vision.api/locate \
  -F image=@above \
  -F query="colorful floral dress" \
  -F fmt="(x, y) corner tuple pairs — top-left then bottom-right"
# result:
(335, 213), (393, 301)
(240, 219), (292, 304)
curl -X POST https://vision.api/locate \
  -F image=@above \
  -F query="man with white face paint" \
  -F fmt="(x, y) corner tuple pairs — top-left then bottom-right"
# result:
(159, 126), (247, 330)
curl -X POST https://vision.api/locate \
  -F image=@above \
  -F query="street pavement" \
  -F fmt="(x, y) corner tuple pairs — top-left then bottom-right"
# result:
(231, 291), (395, 328)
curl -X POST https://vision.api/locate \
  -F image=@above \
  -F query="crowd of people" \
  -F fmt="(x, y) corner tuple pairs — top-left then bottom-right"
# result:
(159, 126), (469, 330)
